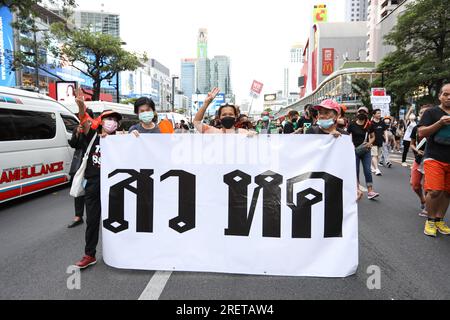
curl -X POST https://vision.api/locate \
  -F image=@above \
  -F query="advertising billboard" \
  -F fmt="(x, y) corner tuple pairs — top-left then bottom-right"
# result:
(322, 48), (334, 76)
(0, 7), (16, 87)
(56, 81), (77, 102)
(313, 4), (328, 23)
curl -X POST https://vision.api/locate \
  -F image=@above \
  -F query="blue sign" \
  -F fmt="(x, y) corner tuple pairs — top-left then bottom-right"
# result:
(0, 7), (16, 87)
(210, 93), (225, 113)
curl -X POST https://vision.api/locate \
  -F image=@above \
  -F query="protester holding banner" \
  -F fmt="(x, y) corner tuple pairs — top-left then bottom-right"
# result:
(283, 110), (299, 134)
(305, 99), (347, 137)
(295, 104), (315, 134)
(73, 89), (123, 269)
(129, 97), (161, 136)
(410, 104), (432, 217)
(194, 87), (251, 134)
(347, 107), (380, 200)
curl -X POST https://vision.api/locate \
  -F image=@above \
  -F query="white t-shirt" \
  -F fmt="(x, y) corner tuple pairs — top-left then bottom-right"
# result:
(403, 121), (417, 142)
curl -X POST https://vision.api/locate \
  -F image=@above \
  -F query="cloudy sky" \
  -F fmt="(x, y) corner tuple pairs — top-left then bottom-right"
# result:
(75, 0), (346, 109)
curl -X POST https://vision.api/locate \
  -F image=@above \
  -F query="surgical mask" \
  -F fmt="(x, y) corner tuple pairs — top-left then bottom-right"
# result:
(317, 118), (335, 129)
(357, 114), (367, 121)
(103, 120), (118, 134)
(409, 114), (416, 121)
(221, 117), (236, 129)
(139, 111), (154, 124)
(262, 116), (270, 122)
(384, 121), (391, 125)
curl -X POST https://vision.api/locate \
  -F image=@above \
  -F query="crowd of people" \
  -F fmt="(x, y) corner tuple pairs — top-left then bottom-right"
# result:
(67, 84), (450, 269)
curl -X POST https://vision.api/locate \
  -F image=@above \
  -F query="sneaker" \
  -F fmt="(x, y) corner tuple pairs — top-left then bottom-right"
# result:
(424, 220), (437, 237)
(386, 162), (392, 168)
(368, 191), (380, 200)
(418, 210), (428, 218)
(74, 255), (97, 269)
(379, 161), (384, 167)
(435, 221), (450, 235)
(371, 168), (376, 174)
(375, 169), (382, 176)
(402, 162), (408, 167)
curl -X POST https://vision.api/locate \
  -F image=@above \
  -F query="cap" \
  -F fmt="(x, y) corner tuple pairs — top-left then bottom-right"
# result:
(100, 110), (122, 121)
(357, 106), (369, 114)
(313, 99), (341, 114)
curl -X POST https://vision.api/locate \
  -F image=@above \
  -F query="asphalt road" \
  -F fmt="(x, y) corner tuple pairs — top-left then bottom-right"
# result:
(0, 160), (449, 300)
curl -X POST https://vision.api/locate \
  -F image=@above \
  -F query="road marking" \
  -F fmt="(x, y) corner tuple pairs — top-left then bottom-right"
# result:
(138, 271), (172, 300)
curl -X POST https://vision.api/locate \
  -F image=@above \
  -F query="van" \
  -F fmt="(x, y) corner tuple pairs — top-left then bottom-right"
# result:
(0, 86), (79, 203)
(61, 101), (139, 132)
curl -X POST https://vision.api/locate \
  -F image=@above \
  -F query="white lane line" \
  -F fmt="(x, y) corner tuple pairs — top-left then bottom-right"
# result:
(138, 271), (172, 300)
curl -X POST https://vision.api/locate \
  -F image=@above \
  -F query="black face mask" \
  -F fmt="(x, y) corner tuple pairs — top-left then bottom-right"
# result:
(221, 117), (236, 129)
(357, 114), (367, 121)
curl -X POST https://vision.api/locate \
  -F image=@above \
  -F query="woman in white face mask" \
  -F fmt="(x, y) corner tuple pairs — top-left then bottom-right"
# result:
(402, 107), (418, 167)
(129, 97), (161, 136)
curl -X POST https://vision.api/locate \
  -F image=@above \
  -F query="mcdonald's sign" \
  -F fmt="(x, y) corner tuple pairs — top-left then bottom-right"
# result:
(322, 48), (334, 76)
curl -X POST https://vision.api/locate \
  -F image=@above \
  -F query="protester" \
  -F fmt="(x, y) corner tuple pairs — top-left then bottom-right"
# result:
(391, 119), (402, 153)
(347, 106), (380, 200)
(402, 107), (417, 166)
(337, 104), (348, 130)
(410, 104), (433, 217)
(296, 104), (315, 133)
(193, 87), (251, 134)
(283, 110), (300, 134)
(379, 116), (393, 168)
(370, 109), (389, 176)
(256, 111), (278, 134)
(129, 97), (161, 136)
(73, 89), (122, 269)
(418, 84), (450, 237)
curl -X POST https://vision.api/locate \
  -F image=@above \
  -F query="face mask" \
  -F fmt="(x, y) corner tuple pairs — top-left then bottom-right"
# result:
(262, 116), (270, 122)
(292, 117), (298, 122)
(139, 111), (154, 124)
(221, 117), (236, 129)
(384, 121), (391, 125)
(103, 119), (118, 134)
(357, 114), (367, 121)
(409, 114), (416, 121)
(317, 118), (335, 129)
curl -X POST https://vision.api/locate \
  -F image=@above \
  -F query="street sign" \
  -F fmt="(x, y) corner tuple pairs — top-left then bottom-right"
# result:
(371, 96), (391, 104)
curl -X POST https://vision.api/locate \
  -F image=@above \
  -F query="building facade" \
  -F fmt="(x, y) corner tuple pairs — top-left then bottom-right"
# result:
(345, 0), (369, 21)
(180, 58), (196, 105)
(72, 10), (120, 38)
(210, 55), (231, 95)
(196, 57), (210, 94)
(197, 28), (208, 59)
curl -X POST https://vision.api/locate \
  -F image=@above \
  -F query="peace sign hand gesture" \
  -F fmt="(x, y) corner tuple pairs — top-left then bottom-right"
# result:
(205, 87), (220, 106)
(75, 87), (86, 111)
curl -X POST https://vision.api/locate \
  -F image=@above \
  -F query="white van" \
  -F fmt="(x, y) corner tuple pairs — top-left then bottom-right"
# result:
(0, 86), (79, 203)
(61, 100), (138, 131)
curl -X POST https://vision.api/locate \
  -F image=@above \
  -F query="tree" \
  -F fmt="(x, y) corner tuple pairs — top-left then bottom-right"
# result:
(4, 0), (77, 82)
(264, 107), (272, 113)
(351, 78), (372, 111)
(50, 22), (146, 100)
(377, 0), (450, 103)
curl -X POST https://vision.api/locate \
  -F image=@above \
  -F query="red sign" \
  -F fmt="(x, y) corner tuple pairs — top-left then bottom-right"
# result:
(322, 48), (334, 76)
(250, 80), (264, 95)
(371, 88), (386, 96)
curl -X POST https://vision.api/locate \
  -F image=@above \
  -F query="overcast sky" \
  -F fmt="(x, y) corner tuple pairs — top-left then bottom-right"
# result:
(75, 0), (346, 108)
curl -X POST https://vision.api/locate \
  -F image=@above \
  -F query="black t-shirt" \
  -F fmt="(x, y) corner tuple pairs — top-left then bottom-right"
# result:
(371, 120), (387, 147)
(283, 121), (296, 134)
(410, 126), (426, 164)
(347, 121), (374, 147)
(306, 126), (349, 135)
(297, 117), (313, 132)
(418, 106), (450, 164)
(84, 130), (101, 179)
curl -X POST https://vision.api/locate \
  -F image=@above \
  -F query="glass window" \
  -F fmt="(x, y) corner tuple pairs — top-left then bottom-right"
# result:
(0, 109), (56, 142)
(61, 114), (79, 133)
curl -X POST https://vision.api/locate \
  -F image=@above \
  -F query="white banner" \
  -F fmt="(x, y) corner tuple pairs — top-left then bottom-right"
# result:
(101, 135), (359, 277)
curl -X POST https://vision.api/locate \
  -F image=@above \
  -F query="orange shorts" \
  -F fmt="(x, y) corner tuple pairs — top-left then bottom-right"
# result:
(423, 159), (450, 193)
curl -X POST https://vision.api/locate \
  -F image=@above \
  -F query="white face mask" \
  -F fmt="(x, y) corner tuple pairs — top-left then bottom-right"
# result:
(409, 114), (416, 121)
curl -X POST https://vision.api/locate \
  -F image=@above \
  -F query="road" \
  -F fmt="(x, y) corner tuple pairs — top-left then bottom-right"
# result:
(0, 160), (449, 300)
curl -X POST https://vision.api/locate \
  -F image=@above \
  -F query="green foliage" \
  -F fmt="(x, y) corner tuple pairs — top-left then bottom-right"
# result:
(378, 0), (450, 104)
(351, 78), (372, 111)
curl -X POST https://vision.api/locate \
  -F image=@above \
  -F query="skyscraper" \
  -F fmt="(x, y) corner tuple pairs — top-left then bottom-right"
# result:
(345, 0), (369, 22)
(210, 56), (232, 95)
(197, 28), (208, 59)
(196, 57), (210, 94)
(181, 58), (196, 104)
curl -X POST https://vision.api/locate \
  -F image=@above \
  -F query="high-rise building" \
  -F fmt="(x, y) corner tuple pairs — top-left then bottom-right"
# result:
(196, 57), (210, 94)
(210, 56), (232, 95)
(197, 28), (208, 59)
(345, 0), (369, 21)
(72, 10), (120, 38)
(181, 58), (196, 104)
(286, 43), (304, 98)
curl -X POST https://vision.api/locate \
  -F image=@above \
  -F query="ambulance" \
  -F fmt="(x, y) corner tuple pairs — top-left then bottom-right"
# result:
(0, 86), (79, 203)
